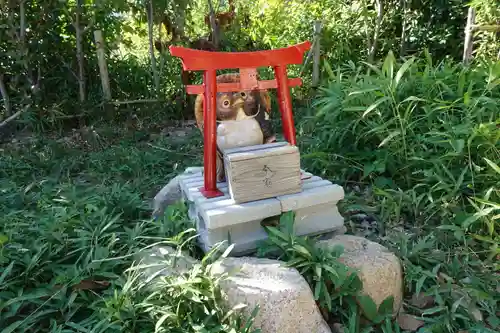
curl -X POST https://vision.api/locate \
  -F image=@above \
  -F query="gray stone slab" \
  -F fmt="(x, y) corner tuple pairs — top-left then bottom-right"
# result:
(278, 183), (344, 212)
(178, 167), (345, 256)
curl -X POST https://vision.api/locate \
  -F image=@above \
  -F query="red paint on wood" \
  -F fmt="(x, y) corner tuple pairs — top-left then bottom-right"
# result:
(274, 65), (297, 145)
(169, 41), (311, 71)
(202, 70), (223, 197)
(169, 42), (310, 198)
(185, 78), (303, 95)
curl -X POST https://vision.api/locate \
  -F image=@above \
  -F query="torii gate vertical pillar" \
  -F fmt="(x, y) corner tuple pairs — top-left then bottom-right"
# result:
(200, 70), (221, 197)
(170, 41), (311, 198)
(274, 65), (297, 145)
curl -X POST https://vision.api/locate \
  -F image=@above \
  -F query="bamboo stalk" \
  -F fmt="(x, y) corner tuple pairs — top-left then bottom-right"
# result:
(312, 21), (322, 87)
(75, 0), (85, 102)
(147, 0), (160, 97)
(93, 30), (111, 101)
(368, 0), (384, 63)
(463, 7), (476, 65)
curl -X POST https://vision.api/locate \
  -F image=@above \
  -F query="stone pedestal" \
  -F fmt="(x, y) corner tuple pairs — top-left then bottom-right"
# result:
(177, 167), (345, 256)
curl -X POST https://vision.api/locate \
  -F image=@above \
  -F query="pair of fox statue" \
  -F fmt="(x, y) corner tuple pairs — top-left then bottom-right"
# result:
(194, 72), (277, 182)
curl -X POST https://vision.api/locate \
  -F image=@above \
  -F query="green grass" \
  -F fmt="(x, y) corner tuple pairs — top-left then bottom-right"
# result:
(295, 52), (500, 332)
(1, 53), (499, 333)
(0, 125), (261, 332)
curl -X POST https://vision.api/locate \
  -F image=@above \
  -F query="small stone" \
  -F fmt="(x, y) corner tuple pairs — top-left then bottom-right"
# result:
(331, 323), (345, 333)
(410, 293), (434, 309)
(397, 313), (425, 331)
(211, 257), (332, 333)
(133, 246), (198, 283)
(152, 167), (203, 218)
(318, 235), (403, 316)
(174, 130), (187, 137)
(360, 220), (372, 229)
(152, 176), (183, 218)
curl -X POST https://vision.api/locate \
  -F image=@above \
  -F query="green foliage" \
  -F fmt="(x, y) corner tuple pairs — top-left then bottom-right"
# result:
(1, 1), (500, 332)
(1, 0), (499, 131)
(307, 53), (499, 247)
(258, 211), (364, 313)
(258, 211), (404, 332)
(0, 127), (258, 332)
(297, 53), (499, 332)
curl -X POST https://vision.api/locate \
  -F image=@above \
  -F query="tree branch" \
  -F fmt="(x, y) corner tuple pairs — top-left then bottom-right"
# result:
(472, 24), (500, 32)
(207, 0), (219, 48)
(83, 12), (96, 33)
(0, 103), (30, 129)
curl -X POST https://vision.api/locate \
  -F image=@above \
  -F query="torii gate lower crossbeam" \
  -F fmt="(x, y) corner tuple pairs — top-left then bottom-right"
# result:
(169, 41), (311, 198)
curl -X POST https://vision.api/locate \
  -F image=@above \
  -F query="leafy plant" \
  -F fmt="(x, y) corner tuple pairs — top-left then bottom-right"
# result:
(258, 211), (363, 314)
(0, 127), (257, 332)
(258, 211), (412, 332)
(295, 51), (500, 332)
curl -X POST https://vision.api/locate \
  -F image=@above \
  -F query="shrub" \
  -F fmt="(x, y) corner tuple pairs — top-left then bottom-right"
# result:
(0, 132), (254, 332)
(301, 52), (499, 253)
(296, 51), (500, 333)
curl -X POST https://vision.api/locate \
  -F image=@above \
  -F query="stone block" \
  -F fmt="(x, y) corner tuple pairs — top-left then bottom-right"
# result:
(178, 168), (345, 256)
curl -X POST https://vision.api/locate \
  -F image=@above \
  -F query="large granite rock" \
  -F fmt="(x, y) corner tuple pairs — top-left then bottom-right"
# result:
(134, 246), (331, 333)
(318, 235), (403, 315)
(211, 257), (332, 333)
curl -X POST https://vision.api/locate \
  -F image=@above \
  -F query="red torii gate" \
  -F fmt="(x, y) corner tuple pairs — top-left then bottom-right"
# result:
(169, 41), (311, 198)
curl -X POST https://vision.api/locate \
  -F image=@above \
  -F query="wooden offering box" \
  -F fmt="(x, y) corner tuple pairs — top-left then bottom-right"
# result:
(221, 142), (302, 204)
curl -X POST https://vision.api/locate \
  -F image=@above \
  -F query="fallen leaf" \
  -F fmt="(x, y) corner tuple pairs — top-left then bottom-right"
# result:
(397, 313), (425, 331)
(72, 280), (110, 291)
(410, 293), (435, 309)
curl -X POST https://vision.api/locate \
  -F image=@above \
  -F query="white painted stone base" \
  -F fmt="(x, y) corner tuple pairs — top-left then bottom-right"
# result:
(178, 167), (345, 256)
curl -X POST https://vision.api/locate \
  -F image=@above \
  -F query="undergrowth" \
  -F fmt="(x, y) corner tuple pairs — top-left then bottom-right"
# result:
(296, 52), (499, 332)
(0, 126), (259, 332)
(1, 53), (499, 333)
(258, 211), (398, 333)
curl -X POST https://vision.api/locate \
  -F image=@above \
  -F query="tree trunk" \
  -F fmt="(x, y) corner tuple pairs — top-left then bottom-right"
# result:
(0, 74), (11, 117)
(399, 0), (407, 56)
(312, 21), (322, 87)
(207, 0), (219, 49)
(93, 30), (111, 101)
(20, 0), (26, 42)
(463, 7), (476, 65)
(147, 0), (160, 97)
(368, 0), (383, 63)
(75, 0), (85, 103)
(362, 0), (372, 60)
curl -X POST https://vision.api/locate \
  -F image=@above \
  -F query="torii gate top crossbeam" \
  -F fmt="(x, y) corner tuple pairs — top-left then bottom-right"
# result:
(169, 41), (311, 71)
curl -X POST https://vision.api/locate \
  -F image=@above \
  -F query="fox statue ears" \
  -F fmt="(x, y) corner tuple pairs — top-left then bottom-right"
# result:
(193, 72), (272, 131)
